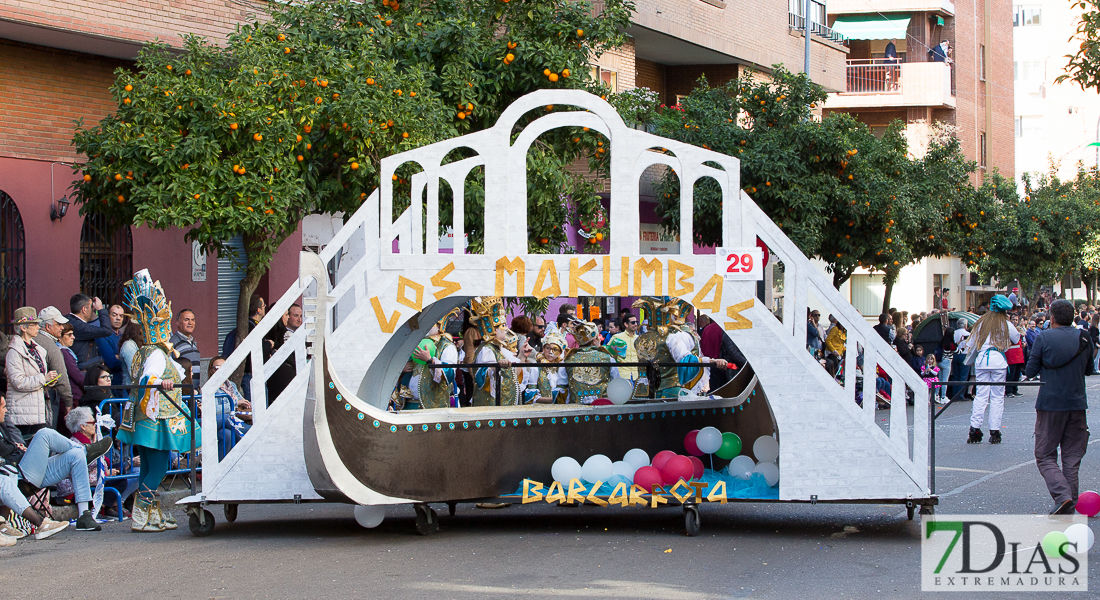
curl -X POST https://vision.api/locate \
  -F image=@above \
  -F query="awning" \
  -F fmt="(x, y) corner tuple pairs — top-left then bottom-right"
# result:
(830, 15), (911, 41)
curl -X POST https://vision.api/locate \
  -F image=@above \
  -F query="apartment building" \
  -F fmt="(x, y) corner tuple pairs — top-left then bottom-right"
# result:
(1013, 1), (1100, 187)
(0, 0), (300, 352)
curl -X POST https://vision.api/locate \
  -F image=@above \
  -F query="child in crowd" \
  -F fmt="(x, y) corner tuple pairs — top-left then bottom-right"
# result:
(921, 354), (941, 393)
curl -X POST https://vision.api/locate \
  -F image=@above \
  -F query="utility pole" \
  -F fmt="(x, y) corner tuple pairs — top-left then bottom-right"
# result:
(804, 0), (812, 75)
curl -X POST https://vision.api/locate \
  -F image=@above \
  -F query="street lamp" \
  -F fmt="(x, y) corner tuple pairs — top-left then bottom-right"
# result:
(50, 196), (70, 221)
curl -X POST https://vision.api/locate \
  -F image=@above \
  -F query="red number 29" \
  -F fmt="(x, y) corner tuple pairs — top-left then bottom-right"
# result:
(726, 253), (753, 273)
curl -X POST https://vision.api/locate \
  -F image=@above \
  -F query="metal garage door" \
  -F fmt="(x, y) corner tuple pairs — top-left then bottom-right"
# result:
(217, 236), (247, 353)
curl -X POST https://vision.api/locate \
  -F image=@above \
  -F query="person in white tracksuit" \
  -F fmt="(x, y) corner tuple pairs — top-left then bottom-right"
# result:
(964, 294), (1019, 444)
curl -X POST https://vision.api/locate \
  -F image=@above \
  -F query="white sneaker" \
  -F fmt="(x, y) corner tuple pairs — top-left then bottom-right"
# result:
(34, 518), (68, 540)
(0, 532), (15, 547)
(0, 519), (25, 539)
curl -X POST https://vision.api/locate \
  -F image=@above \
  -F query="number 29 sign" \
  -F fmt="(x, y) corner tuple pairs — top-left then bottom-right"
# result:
(716, 247), (764, 281)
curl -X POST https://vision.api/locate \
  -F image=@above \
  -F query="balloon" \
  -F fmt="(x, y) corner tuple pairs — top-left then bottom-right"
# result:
(753, 436), (780, 463)
(551, 456), (582, 484)
(612, 460), (637, 482)
(590, 398), (614, 406)
(633, 466), (663, 492)
(623, 448), (650, 470)
(1042, 530), (1071, 559)
(607, 378), (633, 405)
(1064, 523), (1095, 554)
(683, 430), (702, 456)
(652, 450), (678, 472)
(753, 462), (780, 486)
(715, 432), (742, 460)
(696, 427), (722, 454)
(1075, 490), (1100, 517)
(581, 454), (614, 483)
(662, 455), (694, 486)
(353, 504), (386, 528)
(728, 455), (756, 480)
(688, 456), (705, 479)
(410, 339), (436, 365)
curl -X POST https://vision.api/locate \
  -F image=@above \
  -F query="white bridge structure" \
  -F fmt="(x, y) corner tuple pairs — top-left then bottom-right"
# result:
(184, 90), (932, 511)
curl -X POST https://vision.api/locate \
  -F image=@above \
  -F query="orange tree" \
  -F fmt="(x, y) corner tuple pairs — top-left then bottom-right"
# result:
(637, 66), (982, 294)
(72, 0), (633, 342)
(1057, 0), (1100, 92)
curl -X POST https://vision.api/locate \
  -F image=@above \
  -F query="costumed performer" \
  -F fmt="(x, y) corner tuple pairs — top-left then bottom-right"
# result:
(632, 297), (722, 398)
(963, 294), (1019, 445)
(606, 313), (641, 394)
(467, 297), (534, 406)
(535, 330), (568, 403)
(408, 308), (462, 409)
(117, 269), (197, 533)
(562, 319), (620, 404)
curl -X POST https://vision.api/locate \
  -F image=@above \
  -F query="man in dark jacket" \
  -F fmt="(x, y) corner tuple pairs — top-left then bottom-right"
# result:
(873, 313), (891, 343)
(64, 294), (114, 366)
(1024, 299), (1090, 515)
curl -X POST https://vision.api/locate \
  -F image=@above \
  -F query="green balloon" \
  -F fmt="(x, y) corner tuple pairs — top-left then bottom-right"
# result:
(411, 339), (436, 365)
(715, 432), (742, 460)
(1042, 531), (1070, 559)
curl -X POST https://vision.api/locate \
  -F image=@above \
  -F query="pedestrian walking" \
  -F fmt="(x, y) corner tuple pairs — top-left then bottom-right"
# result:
(1024, 299), (1091, 514)
(964, 295), (1019, 444)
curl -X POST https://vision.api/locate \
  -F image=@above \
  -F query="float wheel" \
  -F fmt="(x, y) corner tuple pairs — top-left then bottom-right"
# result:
(188, 509), (216, 537)
(684, 505), (701, 537)
(414, 504), (439, 536)
(224, 503), (238, 523)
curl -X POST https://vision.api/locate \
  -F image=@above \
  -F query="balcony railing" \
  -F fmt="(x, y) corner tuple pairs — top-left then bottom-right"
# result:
(788, 13), (848, 43)
(845, 58), (903, 94)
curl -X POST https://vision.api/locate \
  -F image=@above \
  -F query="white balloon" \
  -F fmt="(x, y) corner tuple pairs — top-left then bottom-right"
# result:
(581, 454), (614, 483)
(611, 460), (637, 482)
(753, 435), (780, 463)
(753, 462), (780, 487)
(728, 455), (756, 480)
(1064, 523), (1095, 554)
(607, 378), (633, 405)
(696, 426), (723, 454)
(353, 504), (386, 528)
(623, 448), (650, 470)
(551, 456), (582, 483)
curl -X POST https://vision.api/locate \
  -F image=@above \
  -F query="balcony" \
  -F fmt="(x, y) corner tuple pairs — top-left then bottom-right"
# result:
(788, 13), (848, 44)
(824, 60), (955, 109)
(828, 0), (954, 16)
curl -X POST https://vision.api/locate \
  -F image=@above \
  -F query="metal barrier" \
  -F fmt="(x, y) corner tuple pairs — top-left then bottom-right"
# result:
(844, 59), (902, 94)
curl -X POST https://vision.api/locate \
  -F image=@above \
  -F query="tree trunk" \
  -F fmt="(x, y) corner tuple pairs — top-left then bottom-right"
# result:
(881, 267), (900, 315)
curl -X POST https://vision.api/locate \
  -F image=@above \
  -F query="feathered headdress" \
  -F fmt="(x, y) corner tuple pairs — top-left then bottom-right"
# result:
(123, 269), (174, 350)
(430, 307), (463, 341)
(466, 296), (507, 338)
(566, 319), (601, 346)
(632, 296), (691, 336)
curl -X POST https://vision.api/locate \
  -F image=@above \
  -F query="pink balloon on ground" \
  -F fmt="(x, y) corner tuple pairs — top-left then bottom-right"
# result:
(662, 455), (694, 486)
(684, 430), (702, 456)
(1076, 491), (1100, 517)
(688, 456), (705, 479)
(652, 450), (677, 472)
(633, 466), (663, 492)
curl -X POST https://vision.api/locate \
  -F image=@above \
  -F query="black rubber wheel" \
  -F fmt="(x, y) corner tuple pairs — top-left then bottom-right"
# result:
(188, 509), (216, 537)
(684, 505), (701, 537)
(415, 505), (439, 536)
(224, 503), (238, 523)
(447, 501), (457, 517)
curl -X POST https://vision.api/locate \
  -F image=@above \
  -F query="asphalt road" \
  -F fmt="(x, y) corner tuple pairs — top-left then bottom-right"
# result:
(1, 383), (1097, 600)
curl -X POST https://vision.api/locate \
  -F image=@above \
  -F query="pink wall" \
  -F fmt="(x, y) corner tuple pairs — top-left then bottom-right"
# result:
(0, 155), (299, 358)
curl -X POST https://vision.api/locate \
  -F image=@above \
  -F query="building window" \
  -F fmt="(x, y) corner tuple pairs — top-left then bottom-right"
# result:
(1014, 60), (1042, 81)
(0, 190), (26, 328)
(789, 0), (826, 25)
(979, 132), (987, 168)
(1015, 116), (1043, 138)
(1013, 5), (1041, 26)
(79, 213), (133, 307)
(589, 66), (618, 93)
(979, 45), (986, 81)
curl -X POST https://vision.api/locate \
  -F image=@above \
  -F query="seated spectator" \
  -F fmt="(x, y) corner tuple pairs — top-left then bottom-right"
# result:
(56, 406), (119, 516)
(81, 365), (114, 409)
(208, 357), (251, 459)
(0, 396), (110, 537)
(56, 322), (86, 406)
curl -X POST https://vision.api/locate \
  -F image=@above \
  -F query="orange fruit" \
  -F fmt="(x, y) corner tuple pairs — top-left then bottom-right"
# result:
(332, 93), (339, 99)
(576, 29), (584, 37)
(114, 174), (122, 181)
(366, 78), (375, 85)
(166, 65), (173, 71)
(549, 73), (559, 82)
(182, 163), (189, 169)
(306, 143), (311, 150)
(457, 112), (466, 119)
(394, 89), (402, 95)
(319, 80), (328, 87)
(506, 53), (515, 62)
(573, 137), (580, 143)
(230, 123), (238, 130)
(118, 195), (125, 203)
(284, 47), (291, 54)
(193, 194), (201, 199)
(123, 98), (131, 104)
(546, 104), (553, 110)
(297, 155), (304, 161)
(185, 69), (191, 75)
(124, 84), (133, 92)
(296, 134), (303, 142)
(402, 132), (409, 138)
(83, 174), (91, 182)
(540, 237), (549, 244)
(304, 124), (312, 133)
(385, 19), (392, 25)
(351, 162), (359, 170)
(253, 133), (263, 141)
(562, 68), (570, 77)
(247, 207), (254, 211)
(239, 166), (246, 174)
(595, 232), (604, 241)
(543, 68), (551, 76)
(410, 91), (416, 97)
(392, 174), (398, 181)
(277, 34), (285, 41)
(315, 96), (323, 104)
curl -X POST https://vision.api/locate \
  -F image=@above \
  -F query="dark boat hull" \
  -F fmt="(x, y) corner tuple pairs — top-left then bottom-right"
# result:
(308, 349), (776, 503)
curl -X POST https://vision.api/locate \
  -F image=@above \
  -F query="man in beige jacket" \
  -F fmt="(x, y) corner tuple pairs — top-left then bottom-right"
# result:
(34, 307), (72, 429)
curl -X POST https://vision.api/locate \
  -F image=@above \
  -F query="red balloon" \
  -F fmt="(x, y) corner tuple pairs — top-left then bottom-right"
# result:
(688, 456), (705, 479)
(590, 398), (613, 405)
(684, 430), (702, 456)
(652, 450), (677, 472)
(1077, 490), (1100, 517)
(662, 455), (694, 486)
(633, 466), (663, 493)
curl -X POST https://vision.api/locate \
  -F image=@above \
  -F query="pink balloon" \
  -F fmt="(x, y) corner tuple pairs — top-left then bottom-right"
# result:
(662, 455), (694, 486)
(684, 430), (702, 456)
(590, 398), (613, 405)
(652, 450), (677, 472)
(633, 466), (664, 493)
(1076, 490), (1100, 517)
(688, 456), (705, 479)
